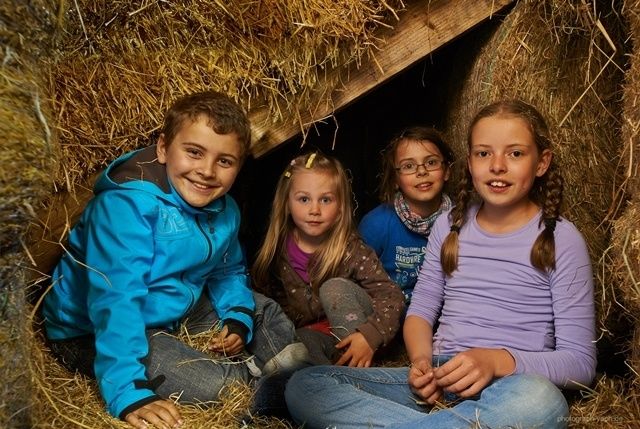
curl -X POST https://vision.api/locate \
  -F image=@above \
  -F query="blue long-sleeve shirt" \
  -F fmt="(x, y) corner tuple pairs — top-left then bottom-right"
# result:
(359, 204), (427, 303)
(408, 205), (596, 389)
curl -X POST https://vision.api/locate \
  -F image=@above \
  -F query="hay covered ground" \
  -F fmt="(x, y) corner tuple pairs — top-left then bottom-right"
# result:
(27, 323), (294, 428)
(2, 0), (640, 428)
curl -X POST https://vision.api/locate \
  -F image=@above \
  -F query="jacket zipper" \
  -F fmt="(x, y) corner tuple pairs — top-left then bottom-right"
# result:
(196, 215), (213, 263)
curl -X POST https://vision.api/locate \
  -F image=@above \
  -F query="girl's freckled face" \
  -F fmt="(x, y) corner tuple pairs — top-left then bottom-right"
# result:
(468, 116), (551, 218)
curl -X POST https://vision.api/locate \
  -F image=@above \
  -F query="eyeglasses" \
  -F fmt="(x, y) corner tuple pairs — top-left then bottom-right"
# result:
(395, 159), (444, 175)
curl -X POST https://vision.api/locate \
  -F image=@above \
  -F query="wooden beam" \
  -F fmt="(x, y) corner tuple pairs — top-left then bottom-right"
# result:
(249, 0), (514, 158)
(26, 179), (96, 278)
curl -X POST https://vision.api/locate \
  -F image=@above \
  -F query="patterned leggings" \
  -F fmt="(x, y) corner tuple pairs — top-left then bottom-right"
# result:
(296, 278), (373, 365)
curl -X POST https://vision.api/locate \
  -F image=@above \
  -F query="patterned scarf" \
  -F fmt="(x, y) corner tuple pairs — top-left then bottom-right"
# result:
(394, 191), (452, 237)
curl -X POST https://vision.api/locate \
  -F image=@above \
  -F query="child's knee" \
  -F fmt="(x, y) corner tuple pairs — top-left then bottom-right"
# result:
(319, 277), (357, 296)
(319, 278), (364, 307)
(253, 291), (284, 320)
(286, 366), (334, 399)
(497, 374), (569, 427)
(521, 374), (568, 410)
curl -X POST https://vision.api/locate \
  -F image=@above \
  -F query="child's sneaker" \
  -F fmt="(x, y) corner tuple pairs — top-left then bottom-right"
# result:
(262, 342), (310, 376)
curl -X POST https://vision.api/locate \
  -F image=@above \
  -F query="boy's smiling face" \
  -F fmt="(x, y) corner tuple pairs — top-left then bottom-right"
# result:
(156, 116), (242, 208)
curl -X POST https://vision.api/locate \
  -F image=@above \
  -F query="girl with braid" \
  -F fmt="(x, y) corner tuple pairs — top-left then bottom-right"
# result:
(285, 100), (596, 429)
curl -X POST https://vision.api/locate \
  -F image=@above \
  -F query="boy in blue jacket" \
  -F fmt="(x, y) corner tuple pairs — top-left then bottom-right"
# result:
(43, 91), (307, 429)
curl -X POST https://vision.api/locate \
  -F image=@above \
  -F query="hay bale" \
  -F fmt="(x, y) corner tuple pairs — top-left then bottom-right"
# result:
(445, 0), (626, 337)
(622, 0), (640, 197)
(0, 2), (58, 426)
(609, 199), (640, 315)
(610, 0), (640, 389)
(613, 0), (640, 317)
(47, 0), (405, 189)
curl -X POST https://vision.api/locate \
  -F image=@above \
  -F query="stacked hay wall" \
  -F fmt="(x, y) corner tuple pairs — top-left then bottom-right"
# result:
(446, 0), (639, 426)
(617, 0), (640, 348)
(0, 1), (58, 427)
(600, 0), (640, 421)
(47, 0), (405, 190)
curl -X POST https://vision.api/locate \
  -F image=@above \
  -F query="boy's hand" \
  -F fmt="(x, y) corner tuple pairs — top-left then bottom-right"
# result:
(208, 325), (244, 356)
(125, 399), (182, 429)
(334, 332), (374, 367)
(433, 348), (515, 398)
(408, 358), (441, 404)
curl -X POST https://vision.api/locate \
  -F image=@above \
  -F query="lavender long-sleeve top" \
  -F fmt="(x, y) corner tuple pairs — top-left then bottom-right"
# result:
(408, 205), (596, 389)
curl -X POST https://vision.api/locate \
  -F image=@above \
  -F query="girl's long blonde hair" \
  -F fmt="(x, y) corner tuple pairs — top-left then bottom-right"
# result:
(441, 99), (564, 275)
(252, 152), (356, 293)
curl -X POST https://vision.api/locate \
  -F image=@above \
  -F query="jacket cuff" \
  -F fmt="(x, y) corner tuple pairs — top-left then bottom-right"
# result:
(118, 394), (162, 420)
(357, 323), (384, 350)
(224, 319), (249, 342)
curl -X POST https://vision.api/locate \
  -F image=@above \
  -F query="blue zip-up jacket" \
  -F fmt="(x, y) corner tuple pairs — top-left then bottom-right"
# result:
(42, 146), (255, 419)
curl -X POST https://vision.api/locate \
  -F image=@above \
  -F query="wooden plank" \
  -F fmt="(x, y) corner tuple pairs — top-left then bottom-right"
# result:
(249, 0), (514, 158)
(27, 178), (96, 278)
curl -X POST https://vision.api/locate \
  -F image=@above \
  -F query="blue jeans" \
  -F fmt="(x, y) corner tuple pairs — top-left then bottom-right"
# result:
(145, 292), (306, 404)
(285, 358), (569, 429)
(50, 292), (307, 412)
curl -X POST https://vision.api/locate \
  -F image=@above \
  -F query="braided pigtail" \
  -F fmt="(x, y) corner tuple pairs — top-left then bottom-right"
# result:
(531, 161), (563, 271)
(441, 169), (473, 275)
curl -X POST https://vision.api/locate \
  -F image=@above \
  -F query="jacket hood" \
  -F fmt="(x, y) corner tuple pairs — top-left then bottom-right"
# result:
(94, 145), (226, 214)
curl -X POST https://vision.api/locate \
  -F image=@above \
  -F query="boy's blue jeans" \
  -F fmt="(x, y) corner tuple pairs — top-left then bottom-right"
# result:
(285, 357), (570, 429)
(50, 292), (307, 407)
(145, 292), (306, 403)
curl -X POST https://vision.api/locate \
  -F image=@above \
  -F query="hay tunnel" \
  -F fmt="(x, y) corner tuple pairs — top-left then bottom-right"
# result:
(1, 0), (639, 428)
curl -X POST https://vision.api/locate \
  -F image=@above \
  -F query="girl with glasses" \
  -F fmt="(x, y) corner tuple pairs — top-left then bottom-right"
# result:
(359, 126), (455, 304)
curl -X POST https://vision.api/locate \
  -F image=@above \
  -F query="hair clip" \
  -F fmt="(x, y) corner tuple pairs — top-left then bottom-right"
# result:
(284, 159), (297, 178)
(305, 152), (317, 169)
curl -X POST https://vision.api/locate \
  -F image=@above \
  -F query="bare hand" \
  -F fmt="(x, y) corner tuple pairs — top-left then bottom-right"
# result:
(124, 399), (182, 429)
(408, 358), (442, 404)
(334, 332), (374, 367)
(208, 326), (245, 356)
(433, 348), (514, 397)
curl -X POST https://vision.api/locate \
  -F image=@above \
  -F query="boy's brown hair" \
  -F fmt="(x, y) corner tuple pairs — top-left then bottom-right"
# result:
(161, 91), (252, 160)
